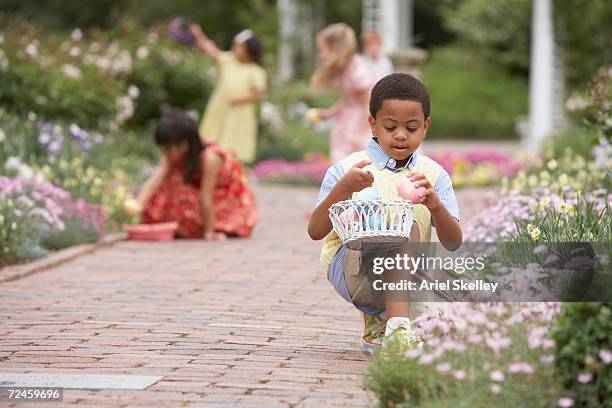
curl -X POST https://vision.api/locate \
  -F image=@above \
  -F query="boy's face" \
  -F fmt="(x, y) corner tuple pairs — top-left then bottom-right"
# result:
(368, 99), (430, 167)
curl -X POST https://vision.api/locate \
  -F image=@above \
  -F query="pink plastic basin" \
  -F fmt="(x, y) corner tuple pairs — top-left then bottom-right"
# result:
(123, 222), (179, 241)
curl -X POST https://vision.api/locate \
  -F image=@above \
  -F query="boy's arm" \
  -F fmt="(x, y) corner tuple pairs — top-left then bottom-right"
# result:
(430, 205), (462, 250)
(308, 159), (374, 240)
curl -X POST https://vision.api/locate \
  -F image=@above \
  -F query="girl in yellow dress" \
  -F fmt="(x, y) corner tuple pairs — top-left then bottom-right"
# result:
(190, 25), (267, 164)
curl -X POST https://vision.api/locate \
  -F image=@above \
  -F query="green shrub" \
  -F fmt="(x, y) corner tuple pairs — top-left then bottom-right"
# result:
(543, 127), (600, 162)
(40, 218), (99, 250)
(422, 45), (528, 139)
(256, 120), (328, 162)
(552, 303), (612, 406)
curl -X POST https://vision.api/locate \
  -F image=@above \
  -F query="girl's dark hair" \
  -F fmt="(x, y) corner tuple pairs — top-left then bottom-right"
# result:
(155, 108), (205, 182)
(244, 35), (263, 66)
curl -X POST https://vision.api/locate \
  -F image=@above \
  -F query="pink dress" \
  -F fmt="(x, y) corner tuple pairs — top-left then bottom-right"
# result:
(330, 55), (376, 162)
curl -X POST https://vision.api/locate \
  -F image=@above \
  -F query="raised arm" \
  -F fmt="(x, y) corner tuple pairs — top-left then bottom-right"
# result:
(190, 24), (221, 61)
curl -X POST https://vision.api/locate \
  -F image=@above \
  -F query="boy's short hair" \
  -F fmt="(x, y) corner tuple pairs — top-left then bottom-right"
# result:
(369, 73), (430, 119)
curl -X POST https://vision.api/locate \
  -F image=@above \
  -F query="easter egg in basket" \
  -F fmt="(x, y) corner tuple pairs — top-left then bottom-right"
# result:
(168, 17), (196, 46)
(397, 177), (427, 204)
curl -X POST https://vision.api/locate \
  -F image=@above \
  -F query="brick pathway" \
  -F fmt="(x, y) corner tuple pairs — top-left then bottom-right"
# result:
(0, 184), (492, 407)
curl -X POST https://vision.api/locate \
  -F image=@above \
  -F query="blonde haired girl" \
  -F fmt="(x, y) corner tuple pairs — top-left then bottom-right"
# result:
(309, 23), (376, 162)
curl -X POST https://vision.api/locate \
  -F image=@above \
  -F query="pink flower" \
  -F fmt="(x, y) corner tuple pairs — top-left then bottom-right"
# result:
(418, 354), (434, 365)
(404, 348), (422, 359)
(558, 397), (574, 407)
(453, 370), (466, 380)
(490, 370), (505, 382)
(436, 362), (451, 374)
(490, 384), (501, 394)
(599, 349), (612, 364)
(577, 373), (592, 384)
(540, 355), (554, 364)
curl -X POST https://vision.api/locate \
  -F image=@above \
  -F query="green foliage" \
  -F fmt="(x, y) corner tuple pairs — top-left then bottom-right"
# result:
(543, 127), (600, 162)
(552, 303), (612, 406)
(40, 218), (99, 250)
(438, 0), (531, 73)
(422, 46), (528, 139)
(554, 0), (612, 89)
(257, 120), (328, 162)
(0, 198), (44, 266)
(0, 0), (127, 29)
(511, 197), (611, 243)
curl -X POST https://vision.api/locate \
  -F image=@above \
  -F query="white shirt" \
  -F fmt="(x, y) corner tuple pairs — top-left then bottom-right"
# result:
(362, 54), (394, 81)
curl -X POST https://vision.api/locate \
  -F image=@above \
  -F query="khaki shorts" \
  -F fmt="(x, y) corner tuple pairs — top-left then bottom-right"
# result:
(340, 241), (438, 319)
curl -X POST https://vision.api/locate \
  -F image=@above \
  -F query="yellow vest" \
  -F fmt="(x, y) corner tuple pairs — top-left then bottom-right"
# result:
(320, 151), (443, 272)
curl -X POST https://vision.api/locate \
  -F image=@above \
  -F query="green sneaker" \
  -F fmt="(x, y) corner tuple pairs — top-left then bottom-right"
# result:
(360, 313), (387, 354)
(381, 317), (423, 353)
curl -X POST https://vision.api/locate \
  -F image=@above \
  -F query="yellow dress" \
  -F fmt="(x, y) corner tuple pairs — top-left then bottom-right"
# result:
(199, 51), (267, 163)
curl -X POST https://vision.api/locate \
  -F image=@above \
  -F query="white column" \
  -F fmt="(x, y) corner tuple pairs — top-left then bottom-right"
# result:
(278, 0), (297, 82)
(381, 0), (401, 54)
(526, 0), (555, 151)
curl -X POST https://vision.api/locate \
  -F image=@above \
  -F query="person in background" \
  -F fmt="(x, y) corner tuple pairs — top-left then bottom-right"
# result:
(190, 24), (267, 164)
(361, 31), (394, 81)
(124, 108), (258, 240)
(308, 23), (376, 163)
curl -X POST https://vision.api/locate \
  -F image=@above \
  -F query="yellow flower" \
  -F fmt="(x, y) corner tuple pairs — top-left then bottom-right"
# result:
(530, 227), (541, 240)
(559, 203), (574, 214)
(527, 224), (534, 233)
(528, 175), (538, 187)
(547, 159), (558, 170)
(558, 173), (569, 186)
(540, 197), (551, 208)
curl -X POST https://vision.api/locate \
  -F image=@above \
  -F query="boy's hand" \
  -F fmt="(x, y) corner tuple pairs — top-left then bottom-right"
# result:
(409, 172), (442, 211)
(338, 159), (374, 194)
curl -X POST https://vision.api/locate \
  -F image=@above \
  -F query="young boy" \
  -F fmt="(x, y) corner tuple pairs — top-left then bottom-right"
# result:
(308, 73), (462, 353)
(361, 31), (394, 81)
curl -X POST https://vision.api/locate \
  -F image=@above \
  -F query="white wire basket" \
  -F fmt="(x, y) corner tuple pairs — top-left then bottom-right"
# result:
(329, 199), (414, 250)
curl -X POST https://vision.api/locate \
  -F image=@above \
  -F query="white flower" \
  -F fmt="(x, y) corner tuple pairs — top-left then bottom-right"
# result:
(69, 46), (81, 57)
(115, 96), (134, 123)
(565, 95), (588, 112)
(0, 49), (9, 72)
(0, 126), (5, 143)
(128, 85), (140, 99)
(70, 28), (83, 41)
(25, 43), (39, 58)
(147, 32), (160, 44)
(62, 64), (82, 79)
(136, 46), (149, 60)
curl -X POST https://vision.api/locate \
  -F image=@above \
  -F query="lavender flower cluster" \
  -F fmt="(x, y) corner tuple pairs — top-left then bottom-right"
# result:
(38, 122), (104, 155)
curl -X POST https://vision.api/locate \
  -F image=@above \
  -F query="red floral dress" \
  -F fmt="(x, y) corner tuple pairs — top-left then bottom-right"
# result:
(142, 144), (258, 238)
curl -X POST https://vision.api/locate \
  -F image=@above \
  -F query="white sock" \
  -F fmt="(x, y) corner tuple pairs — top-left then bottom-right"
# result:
(385, 316), (412, 337)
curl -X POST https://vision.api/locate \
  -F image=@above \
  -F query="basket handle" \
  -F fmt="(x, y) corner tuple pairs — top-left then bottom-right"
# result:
(365, 168), (383, 195)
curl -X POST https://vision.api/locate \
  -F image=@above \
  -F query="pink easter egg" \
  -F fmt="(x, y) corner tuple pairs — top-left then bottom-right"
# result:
(339, 208), (357, 226)
(397, 178), (427, 204)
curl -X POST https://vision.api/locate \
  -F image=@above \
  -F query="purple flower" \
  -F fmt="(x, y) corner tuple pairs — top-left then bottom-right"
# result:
(69, 123), (88, 142)
(168, 17), (195, 46)
(47, 139), (64, 155)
